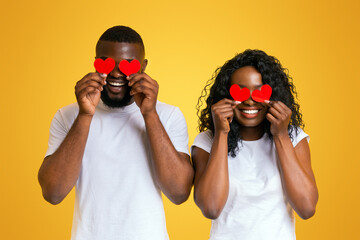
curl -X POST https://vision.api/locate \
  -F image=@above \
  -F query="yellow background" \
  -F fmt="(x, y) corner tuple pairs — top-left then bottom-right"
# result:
(1, 0), (359, 239)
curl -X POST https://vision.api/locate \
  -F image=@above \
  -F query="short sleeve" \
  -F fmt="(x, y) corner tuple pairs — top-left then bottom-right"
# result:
(166, 107), (190, 155)
(290, 126), (310, 147)
(45, 110), (69, 157)
(191, 130), (214, 154)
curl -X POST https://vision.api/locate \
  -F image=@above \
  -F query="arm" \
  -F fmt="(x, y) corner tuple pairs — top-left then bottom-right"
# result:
(274, 136), (318, 219)
(192, 99), (237, 219)
(266, 101), (318, 219)
(128, 73), (194, 205)
(143, 112), (194, 204)
(38, 73), (106, 205)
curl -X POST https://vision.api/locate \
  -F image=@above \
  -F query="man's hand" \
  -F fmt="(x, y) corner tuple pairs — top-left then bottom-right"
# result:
(127, 73), (158, 116)
(75, 73), (107, 116)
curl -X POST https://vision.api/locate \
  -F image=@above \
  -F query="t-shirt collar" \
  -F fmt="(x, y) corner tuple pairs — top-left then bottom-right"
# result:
(97, 99), (138, 113)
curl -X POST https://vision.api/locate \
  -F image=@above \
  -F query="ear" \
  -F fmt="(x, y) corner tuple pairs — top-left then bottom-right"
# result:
(141, 59), (148, 73)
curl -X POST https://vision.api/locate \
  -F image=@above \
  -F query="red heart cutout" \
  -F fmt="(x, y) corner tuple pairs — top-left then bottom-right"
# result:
(251, 84), (272, 102)
(94, 58), (115, 74)
(230, 84), (250, 102)
(119, 59), (141, 76)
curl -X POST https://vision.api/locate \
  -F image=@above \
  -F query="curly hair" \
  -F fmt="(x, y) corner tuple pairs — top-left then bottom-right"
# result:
(196, 49), (304, 157)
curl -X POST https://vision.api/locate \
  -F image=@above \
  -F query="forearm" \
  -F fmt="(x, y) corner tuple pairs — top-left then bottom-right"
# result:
(143, 111), (194, 204)
(274, 135), (318, 219)
(38, 113), (92, 204)
(195, 132), (229, 219)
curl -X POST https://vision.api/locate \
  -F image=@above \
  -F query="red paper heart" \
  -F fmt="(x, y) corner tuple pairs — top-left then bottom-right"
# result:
(230, 85), (250, 102)
(251, 84), (272, 102)
(119, 59), (141, 76)
(94, 58), (115, 74)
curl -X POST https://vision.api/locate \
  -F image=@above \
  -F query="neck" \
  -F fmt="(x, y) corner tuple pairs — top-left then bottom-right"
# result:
(239, 124), (264, 141)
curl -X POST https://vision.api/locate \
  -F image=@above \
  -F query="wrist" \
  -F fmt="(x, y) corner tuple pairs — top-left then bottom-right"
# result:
(142, 110), (159, 121)
(214, 130), (229, 139)
(77, 112), (94, 121)
(273, 133), (289, 141)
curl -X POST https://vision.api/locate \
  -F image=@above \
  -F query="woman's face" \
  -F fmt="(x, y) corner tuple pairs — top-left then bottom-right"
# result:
(231, 66), (269, 127)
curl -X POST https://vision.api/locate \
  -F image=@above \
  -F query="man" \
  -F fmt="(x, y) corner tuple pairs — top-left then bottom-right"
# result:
(38, 26), (194, 240)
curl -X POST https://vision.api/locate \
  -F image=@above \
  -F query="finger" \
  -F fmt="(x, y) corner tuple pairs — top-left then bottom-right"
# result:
(131, 80), (157, 92)
(266, 112), (278, 123)
(215, 106), (236, 113)
(130, 87), (156, 97)
(232, 101), (241, 109)
(222, 98), (237, 105)
(229, 116), (234, 123)
(271, 101), (287, 114)
(130, 83), (157, 96)
(76, 78), (104, 90)
(76, 83), (103, 97)
(131, 88), (156, 99)
(127, 72), (150, 80)
(214, 107), (234, 115)
(213, 99), (236, 110)
(214, 110), (234, 118)
(213, 107), (232, 117)
(82, 72), (107, 83)
(271, 102), (291, 122)
(76, 80), (103, 93)
(276, 101), (292, 115)
(220, 110), (234, 119)
(76, 73), (106, 89)
(128, 73), (156, 87)
(212, 105), (236, 113)
(77, 86), (100, 99)
(214, 98), (234, 106)
(268, 106), (282, 120)
(262, 100), (272, 108)
(224, 109), (235, 116)
(126, 72), (141, 81)
(263, 101), (287, 120)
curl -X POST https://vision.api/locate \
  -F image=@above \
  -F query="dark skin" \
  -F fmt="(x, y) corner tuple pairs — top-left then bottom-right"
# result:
(192, 66), (318, 219)
(38, 41), (194, 205)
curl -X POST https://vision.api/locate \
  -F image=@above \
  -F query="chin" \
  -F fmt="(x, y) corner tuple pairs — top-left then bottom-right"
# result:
(239, 121), (262, 128)
(101, 88), (132, 108)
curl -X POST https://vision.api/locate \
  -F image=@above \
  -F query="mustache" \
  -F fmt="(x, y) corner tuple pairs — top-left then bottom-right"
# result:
(106, 75), (127, 81)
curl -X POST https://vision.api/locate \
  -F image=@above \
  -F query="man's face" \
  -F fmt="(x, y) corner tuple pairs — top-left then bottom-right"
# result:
(96, 41), (147, 108)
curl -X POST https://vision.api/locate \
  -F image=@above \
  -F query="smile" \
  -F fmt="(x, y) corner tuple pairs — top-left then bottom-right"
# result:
(241, 109), (260, 114)
(108, 81), (126, 87)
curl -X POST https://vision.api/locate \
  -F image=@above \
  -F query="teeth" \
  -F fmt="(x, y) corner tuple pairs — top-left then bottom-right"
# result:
(108, 82), (126, 87)
(242, 109), (259, 114)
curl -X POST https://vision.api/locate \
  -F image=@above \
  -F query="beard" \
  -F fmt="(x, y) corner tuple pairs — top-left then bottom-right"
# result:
(100, 85), (133, 108)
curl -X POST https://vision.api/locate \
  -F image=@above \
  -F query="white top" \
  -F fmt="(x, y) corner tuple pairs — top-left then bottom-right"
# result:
(191, 128), (309, 240)
(46, 100), (189, 240)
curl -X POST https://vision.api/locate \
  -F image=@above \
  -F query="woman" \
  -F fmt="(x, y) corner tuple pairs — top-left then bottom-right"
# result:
(192, 49), (318, 239)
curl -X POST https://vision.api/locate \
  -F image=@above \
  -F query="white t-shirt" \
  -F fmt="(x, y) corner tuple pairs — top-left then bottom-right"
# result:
(191, 128), (309, 240)
(46, 100), (189, 240)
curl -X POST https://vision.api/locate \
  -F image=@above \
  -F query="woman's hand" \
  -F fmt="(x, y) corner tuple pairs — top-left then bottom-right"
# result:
(265, 100), (292, 137)
(211, 99), (238, 134)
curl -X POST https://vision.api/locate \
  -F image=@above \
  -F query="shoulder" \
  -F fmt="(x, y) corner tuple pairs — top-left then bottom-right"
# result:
(156, 101), (179, 113)
(58, 102), (79, 113)
(191, 130), (214, 154)
(155, 101), (185, 121)
(47, 103), (79, 143)
(53, 102), (79, 125)
(289, 126), (310, 147)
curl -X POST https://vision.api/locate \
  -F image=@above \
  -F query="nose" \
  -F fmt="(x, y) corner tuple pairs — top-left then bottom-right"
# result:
(109, 64), (125, 78)
(242, 91), (257, 105)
